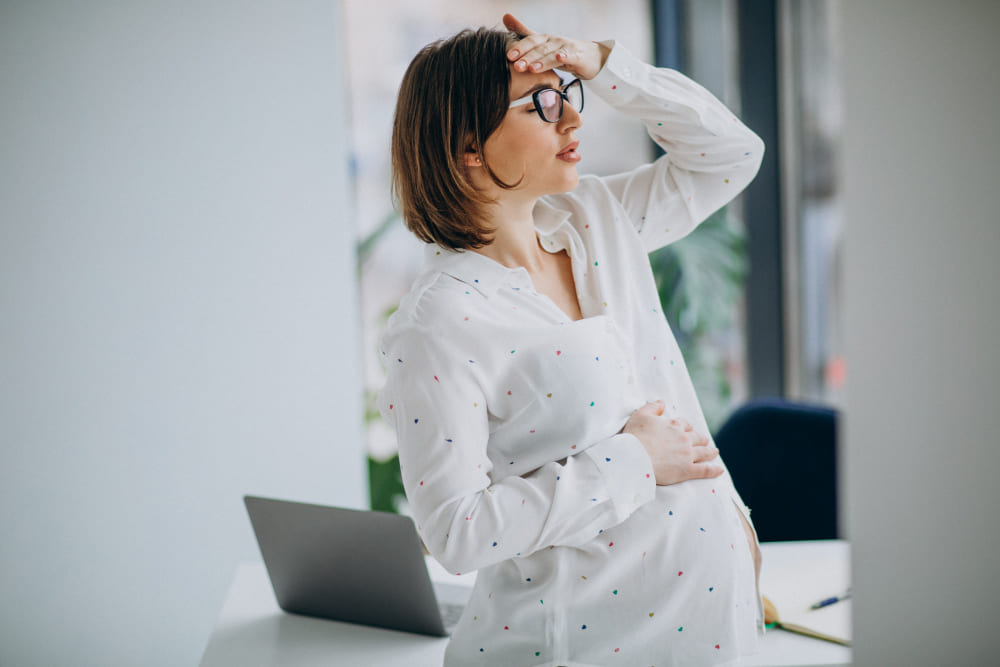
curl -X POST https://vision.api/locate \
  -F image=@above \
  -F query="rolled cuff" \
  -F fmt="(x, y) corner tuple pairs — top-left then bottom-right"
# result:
(582, 432), (657, 522)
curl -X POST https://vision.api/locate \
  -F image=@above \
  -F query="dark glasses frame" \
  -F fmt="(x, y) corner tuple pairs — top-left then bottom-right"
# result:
(507, 78), (584, 123)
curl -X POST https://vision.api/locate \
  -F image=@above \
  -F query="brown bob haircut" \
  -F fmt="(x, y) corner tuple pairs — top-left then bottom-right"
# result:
(391, 27), (520, 250)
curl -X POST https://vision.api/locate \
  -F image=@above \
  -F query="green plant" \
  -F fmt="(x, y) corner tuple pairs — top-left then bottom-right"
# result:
(363, 310), (406, 513)
(368, 452), (405, 513)
(649, 206), (747, 431)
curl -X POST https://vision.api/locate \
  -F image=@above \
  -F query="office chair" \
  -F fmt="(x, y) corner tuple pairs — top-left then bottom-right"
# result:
(714, 398), (839, 542)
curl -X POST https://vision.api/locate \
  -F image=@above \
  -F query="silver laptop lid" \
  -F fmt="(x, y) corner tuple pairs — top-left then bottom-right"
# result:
(243, 496), (450, 637)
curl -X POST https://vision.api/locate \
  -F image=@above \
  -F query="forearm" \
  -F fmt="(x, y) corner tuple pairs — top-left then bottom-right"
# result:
(586, 41), (764, 250)
(406, 432), (655, 575)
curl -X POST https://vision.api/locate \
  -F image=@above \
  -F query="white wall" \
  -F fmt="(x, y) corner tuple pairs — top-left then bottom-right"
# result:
(838, 1), (1000, 664)
(0, 2), (364, 665)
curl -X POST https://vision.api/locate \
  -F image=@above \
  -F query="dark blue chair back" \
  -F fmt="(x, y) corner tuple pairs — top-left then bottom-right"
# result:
(714, 399), (839, 541)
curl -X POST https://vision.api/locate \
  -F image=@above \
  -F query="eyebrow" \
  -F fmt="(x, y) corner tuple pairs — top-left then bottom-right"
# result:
(512, 77), (564, 101)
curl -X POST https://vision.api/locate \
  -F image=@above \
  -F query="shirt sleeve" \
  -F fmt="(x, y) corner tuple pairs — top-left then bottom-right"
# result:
(582, 40), (765, 253)
(377, 323), (656, 575)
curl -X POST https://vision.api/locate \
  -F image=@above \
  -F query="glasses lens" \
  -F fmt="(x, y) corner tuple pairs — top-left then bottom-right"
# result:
(536, 89), (562, 122)
(565, 79), (584, 113)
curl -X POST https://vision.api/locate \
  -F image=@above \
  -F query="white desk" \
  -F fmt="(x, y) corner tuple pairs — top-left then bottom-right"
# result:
(200, 541), (851, 667)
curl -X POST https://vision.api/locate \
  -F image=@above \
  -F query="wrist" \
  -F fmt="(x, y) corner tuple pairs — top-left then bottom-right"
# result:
(583, 41), (611, 79)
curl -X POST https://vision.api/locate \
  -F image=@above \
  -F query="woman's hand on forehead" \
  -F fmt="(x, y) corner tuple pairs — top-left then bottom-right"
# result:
(502, 13), (610, 81)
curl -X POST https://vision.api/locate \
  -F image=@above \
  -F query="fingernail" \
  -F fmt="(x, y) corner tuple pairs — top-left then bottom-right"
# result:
(508, 49), (519, 60)
(517, 59), (527, 70)
(531, 62), (542, 71)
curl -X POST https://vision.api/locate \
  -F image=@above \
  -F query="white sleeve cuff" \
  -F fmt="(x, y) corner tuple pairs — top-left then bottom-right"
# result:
(582, 432), (657, 521)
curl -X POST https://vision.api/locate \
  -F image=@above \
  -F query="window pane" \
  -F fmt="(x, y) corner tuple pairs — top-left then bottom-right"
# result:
(780, 0), (844, 405)
(679, 0), (750, 427)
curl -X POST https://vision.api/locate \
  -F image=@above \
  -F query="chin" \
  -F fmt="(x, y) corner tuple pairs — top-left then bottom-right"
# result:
(529, 167), (579, 197)
(552, 171), (580, 194)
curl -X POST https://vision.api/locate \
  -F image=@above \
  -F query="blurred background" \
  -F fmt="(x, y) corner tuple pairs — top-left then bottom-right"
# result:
(1, 1), (996, 666)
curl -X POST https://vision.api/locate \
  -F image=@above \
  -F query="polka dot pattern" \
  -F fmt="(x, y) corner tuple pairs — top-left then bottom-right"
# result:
(376, 39), (764, 666)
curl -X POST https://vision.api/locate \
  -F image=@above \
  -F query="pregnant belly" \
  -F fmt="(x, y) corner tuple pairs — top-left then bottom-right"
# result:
(733, 498), (763, 586)
(645, 479), (763, 593)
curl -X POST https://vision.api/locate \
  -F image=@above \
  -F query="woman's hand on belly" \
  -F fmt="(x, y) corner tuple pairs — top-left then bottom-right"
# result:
(622, 401), (724, 486)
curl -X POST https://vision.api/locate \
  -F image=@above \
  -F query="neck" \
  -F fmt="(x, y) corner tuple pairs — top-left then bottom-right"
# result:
(471, 195), (545, 271)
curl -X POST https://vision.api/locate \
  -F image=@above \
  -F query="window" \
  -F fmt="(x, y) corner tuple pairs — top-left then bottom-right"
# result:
(779, 0), (844, 405)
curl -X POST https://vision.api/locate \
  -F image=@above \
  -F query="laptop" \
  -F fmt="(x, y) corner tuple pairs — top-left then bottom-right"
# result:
(243, 495), (472, 636)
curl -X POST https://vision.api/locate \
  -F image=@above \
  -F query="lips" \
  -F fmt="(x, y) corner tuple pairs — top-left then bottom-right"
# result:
(556, 140), (581, 162)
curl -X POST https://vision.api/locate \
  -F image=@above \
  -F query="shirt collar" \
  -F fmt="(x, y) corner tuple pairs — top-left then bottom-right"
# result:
(423, 199), (573, 298)
(424, 244), (515, 297)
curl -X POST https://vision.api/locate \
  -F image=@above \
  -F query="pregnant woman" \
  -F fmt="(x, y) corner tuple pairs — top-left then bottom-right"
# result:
(378, 13), (765, 666)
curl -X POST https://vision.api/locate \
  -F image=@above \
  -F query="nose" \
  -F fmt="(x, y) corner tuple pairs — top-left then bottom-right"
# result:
(558, 101), (583, 133)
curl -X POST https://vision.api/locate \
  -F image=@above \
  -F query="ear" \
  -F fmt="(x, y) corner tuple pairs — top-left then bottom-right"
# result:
(463, 150), (482, 168)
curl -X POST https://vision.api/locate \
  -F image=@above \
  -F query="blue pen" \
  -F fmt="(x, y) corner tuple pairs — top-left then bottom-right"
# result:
(811, 588), (852, 610)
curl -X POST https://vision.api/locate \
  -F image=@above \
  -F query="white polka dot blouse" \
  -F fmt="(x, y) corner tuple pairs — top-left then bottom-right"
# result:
(379, 40), (766, 667)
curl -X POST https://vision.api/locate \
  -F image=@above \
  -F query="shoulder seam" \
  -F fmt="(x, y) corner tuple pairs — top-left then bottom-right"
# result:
(390, 270), (473, 332)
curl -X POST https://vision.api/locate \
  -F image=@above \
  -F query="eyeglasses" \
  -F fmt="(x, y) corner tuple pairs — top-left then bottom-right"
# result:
(508, 78), (584, 123)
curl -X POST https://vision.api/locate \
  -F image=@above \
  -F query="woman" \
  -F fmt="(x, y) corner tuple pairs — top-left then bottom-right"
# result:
(378, 13), (765, 666)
